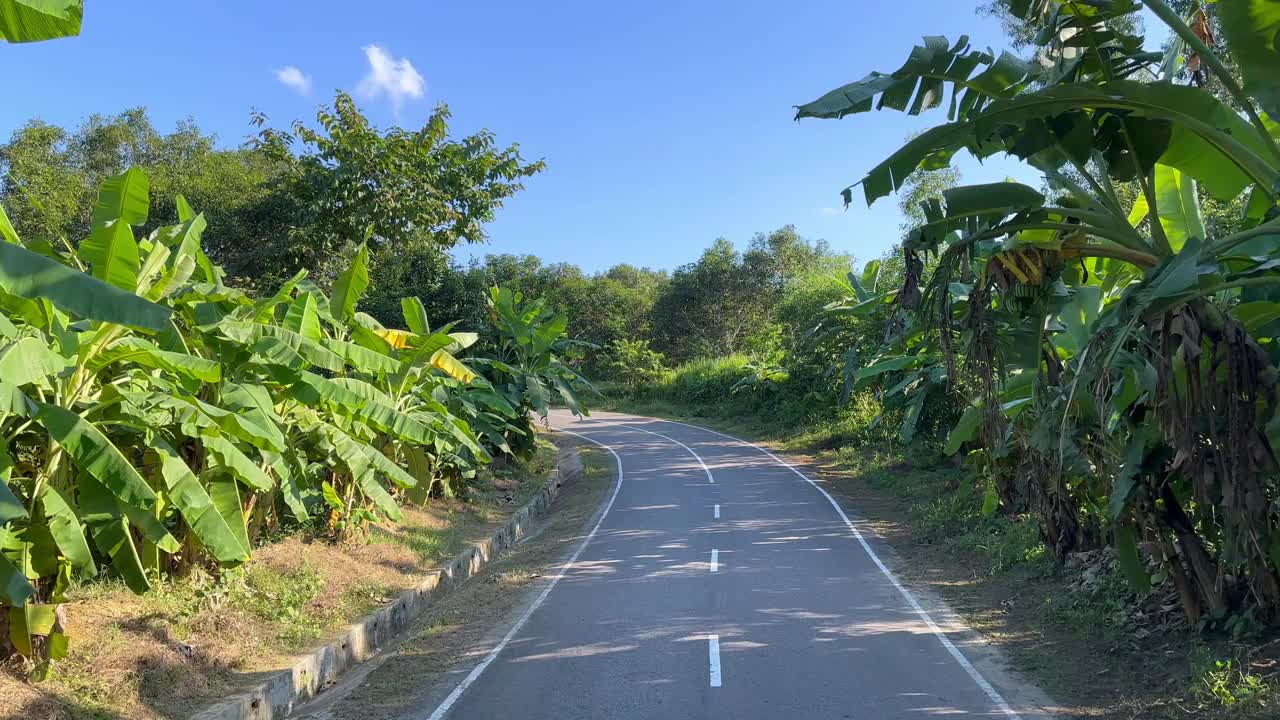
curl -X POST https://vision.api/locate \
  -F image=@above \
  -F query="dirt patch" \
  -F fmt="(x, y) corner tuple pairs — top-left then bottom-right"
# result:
(302, 446), (615, 720)
(1, 442), (560, 720)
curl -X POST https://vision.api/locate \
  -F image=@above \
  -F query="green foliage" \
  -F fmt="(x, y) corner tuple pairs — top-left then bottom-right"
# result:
(0, 0), (81, 43)
(0, 168), (586, 670)
(632, 355), (761, 418)
(1189, 649), (1276, 714)
(0, 110), (277, 270)
(0, 94), (545, 299)
(482, 286), (593, 452)
(0, 6), (580, 673)
(651, 228), (839, 363)
(1222, 0), (1280, 116)
(794, 0), (1280, 626)
(247, 93), (545, 285)
(601, 339), (667, 397)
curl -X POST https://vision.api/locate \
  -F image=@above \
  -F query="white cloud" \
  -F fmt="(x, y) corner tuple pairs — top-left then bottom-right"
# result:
(356, 44), (425, 113)
(274, 65), (312, 95)
(817, 206), (844, 217)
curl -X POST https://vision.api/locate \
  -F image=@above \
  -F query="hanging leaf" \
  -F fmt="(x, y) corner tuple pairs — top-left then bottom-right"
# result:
(1217, 0), (1280, 121)
(152, 439), (250, 562)
(944, 405), (982, 455)
(262, 449), (309, 521)
(315, 424), (404, 518)
(1110, 435), (1149, 519)
(38, 485), (96, 576)
(1115, 524), (1151, 594)
(207, 474), (251, 559)
(91, 337), (221, 383)
(218, 321), (344, 371)
(8, 602), (57, 657)
(200, 434), (274, 492)
(0, 552), (33, 605)
(550, 373), (586, 416)
(321, 337), (401, 373)
(154, 394), (283, 453)
(375, 328), (414, 350)
(0, 479), (24, 525)
(78, 475), (149, 594)
(284, 370), (435, 444)
(943, 182), (1045, 217)
(0, 336), (72, 386)
(0, 0), (83, 43)
(1126, 165), (1205, 252)
(981, 484), (1000, 517)
(430, 350), (477, 383)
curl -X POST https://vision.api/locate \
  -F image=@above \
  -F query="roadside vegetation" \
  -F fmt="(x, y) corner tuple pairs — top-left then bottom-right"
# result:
(1, 441), (559, 720)
(598, 2), (1280, 716)
(6, 0), (1280, 718)
(0, 3), (591, 711)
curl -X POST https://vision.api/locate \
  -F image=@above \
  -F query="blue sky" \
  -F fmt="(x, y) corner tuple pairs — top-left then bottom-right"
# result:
(6, 1), (1065, 273)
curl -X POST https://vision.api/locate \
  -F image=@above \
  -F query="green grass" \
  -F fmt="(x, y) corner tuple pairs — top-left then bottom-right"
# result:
(370, 508), (486, 566)
(368, 438), (557, 566)
(1036, 563), (1135, 640)
(826, 446), (1052, 578)
(229, 563), (332, 645)
(36, 562), (346, 719)
(1187, 649), (1278, 717)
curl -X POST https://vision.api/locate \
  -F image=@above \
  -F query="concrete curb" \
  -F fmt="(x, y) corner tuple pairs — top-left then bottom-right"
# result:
(191, 442), (585, 720)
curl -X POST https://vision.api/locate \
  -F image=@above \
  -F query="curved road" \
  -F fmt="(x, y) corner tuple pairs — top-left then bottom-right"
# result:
(423, 410), (1054, 720)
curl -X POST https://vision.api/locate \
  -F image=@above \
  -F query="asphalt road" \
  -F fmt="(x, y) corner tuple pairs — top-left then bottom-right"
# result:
(421, 409), (1054, 720)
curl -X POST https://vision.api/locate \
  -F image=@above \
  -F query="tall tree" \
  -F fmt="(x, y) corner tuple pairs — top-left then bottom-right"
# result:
(247, 93), (546, 285)
(0, 109), (275, 264)
(652, 226), (836, 362)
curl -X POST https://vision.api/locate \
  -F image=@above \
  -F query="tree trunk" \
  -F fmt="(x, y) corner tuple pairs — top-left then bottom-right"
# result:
(0, 604), (12, 661)
(1158, 483), (1227, 617)
(1158, 536), (1203, 623)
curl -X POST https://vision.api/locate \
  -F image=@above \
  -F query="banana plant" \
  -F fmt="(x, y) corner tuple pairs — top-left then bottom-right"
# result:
(797, 0), (1280, 622)
(0, 171), (244, 665)
(0, 166), (588, 667)
(481, 287), (593, 456)
(0, 0), (581, 673)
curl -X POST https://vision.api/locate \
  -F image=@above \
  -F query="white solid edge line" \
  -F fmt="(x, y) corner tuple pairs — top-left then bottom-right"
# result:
(425, 427), (624, 720)
(708, 634), (722, 687)
(592, 421), (715, 484)
(710, 548), (719, 573)
(616, 416), (1024, 720)
(714, 503), (720, 519)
